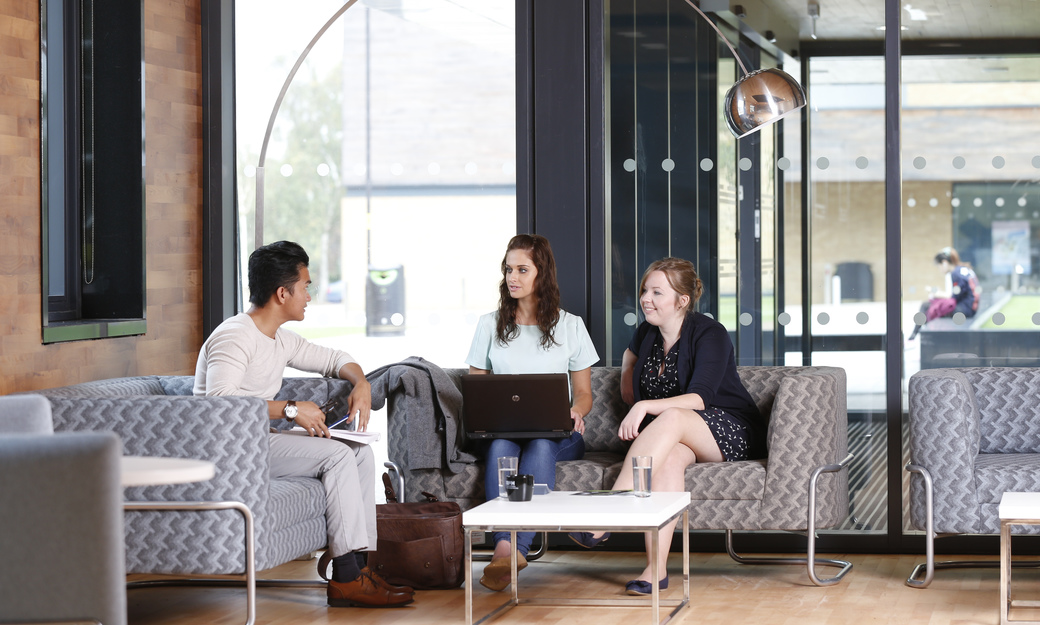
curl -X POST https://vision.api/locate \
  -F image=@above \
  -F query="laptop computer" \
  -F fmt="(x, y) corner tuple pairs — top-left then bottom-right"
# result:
(461, 373), (573, 439)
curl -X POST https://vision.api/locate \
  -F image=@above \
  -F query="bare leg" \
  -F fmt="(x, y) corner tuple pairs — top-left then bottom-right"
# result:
(593, 409), (722, 571)
(635, 443), (695, 582)
(492, 539), (512, 559)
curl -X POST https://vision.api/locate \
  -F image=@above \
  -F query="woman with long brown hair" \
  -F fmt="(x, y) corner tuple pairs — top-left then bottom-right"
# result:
(465, 234), (599, 591)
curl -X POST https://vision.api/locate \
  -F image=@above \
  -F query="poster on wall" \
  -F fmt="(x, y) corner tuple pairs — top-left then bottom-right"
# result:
(991, 220), (1031, 275)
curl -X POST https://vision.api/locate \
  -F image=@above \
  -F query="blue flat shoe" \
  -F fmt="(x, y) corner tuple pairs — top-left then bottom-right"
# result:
(625, 577), (669, 596)
(567, 531), (610, 549)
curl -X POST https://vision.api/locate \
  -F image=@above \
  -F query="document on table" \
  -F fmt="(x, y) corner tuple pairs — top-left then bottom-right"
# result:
(286, 427), (381, 445)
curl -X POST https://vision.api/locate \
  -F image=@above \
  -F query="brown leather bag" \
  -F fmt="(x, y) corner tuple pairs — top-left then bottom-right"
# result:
(366, 474), (465, 589)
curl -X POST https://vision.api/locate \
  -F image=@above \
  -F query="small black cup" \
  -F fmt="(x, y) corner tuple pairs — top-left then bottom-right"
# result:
(506, 473), (534, 502)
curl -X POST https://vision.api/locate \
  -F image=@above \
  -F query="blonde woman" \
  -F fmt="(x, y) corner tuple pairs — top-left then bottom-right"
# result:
(570, 257), (765, 595)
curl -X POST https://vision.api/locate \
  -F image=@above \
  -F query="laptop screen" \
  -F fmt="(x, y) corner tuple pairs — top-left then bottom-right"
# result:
(460, 373), (572, 439)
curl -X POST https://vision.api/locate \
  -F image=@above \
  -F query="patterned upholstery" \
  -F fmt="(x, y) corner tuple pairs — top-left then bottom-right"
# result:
(908, 367), (1040, 536)
(32, 375), (354, 575)
(386, 365), (850, 534)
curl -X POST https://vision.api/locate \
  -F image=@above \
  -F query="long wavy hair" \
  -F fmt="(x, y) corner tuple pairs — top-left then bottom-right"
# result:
(639, 257), (703, 317)
(495, 234), (561, 349)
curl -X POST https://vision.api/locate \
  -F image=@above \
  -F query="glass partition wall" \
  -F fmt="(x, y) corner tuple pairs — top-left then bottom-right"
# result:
(604, 0), (884, 543)
(605, 0), (1040, 550)
(805, 56), (889, 535)
(898, 53), (1040, 536)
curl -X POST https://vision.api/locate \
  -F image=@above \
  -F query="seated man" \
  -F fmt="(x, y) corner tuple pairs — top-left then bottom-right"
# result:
(193, 240), (413, 608)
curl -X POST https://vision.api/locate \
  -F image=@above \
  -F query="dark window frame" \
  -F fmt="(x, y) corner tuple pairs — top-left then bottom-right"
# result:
(40, 0), (147, 343)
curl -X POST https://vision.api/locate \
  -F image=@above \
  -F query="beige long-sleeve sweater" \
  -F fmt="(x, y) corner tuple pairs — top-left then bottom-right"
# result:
(193, 313), (355, 399)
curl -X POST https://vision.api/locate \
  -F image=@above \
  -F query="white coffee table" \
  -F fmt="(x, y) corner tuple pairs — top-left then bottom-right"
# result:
(1000, 492), (1040, 625)
(463, 490), (691, 625)
(121, 455), (215, 486)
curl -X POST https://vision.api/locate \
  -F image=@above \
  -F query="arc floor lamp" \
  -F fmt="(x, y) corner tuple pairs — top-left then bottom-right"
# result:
(253, 0), (806, 247)
(682, 0), (808, 138)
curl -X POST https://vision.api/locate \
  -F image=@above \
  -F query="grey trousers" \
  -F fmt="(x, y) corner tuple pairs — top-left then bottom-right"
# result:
(268, 432), (377, 557)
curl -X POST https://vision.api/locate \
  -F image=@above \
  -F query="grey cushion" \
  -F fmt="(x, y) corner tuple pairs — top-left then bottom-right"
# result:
(964, 368), (1040, 454)
(36, 375), (168, 397)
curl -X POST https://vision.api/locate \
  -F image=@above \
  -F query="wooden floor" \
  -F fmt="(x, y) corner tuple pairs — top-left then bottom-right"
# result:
(125, 549), (1040, 625)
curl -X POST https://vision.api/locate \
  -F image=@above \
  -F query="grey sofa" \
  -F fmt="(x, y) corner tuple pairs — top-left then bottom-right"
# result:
(27, 376), (355, 623)
(382, 364), (853, 585)
(906, 367), (1040, 587)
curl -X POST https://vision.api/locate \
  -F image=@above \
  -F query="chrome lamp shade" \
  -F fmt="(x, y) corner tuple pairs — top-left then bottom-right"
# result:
(724, 67), (807, 138)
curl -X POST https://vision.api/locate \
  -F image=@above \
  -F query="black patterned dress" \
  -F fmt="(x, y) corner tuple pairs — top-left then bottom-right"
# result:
(638, 336), (753, 461)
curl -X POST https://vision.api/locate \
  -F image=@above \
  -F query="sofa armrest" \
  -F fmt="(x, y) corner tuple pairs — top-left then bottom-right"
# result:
(761, 369), (849, 529)
(46, 395), (270, 507)
(907, 368), (983, 533)
(46, 394), (275, 575)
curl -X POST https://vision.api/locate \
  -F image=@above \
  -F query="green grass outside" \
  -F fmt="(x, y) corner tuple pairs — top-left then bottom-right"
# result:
(716, 294), (775, 329)
(981, 295), (1040, 329)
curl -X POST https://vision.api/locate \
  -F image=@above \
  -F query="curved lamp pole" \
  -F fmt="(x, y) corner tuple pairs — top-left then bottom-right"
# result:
(254, 0), (360, 250)
(253, 0), (804, 248)
(682, 0), (807, 138)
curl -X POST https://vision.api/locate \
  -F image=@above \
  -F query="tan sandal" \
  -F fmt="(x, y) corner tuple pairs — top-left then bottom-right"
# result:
(479, 552), (528, 591)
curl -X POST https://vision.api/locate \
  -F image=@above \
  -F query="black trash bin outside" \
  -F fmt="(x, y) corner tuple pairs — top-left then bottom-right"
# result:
(835, 262), (874, 302)
(365, 265), (405, 337)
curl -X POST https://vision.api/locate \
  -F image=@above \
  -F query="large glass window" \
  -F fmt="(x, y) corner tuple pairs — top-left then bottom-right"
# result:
(605, 1), (881, 539)
(901, 56), (1040, 373)
(606, 0), (721, 365)
(806, 56), (889, 534)
(235, 0), (516, 372)
(899, 53), (1040, 534)
(235, 0), (516, 475)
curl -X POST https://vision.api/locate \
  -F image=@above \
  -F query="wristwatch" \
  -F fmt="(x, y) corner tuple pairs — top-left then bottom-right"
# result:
(283, 400), (298, 422)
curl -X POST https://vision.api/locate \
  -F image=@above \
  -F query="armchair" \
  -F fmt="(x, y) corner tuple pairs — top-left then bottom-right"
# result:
(29, 376), (355, 625)
(905, 367), (1040, 587)
(0, 395), (126, 625)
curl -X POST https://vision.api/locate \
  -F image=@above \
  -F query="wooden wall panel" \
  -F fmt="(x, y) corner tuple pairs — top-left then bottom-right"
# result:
(0, 0), (204, 394)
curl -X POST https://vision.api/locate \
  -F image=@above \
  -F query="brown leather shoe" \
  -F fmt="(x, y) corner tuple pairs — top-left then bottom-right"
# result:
(327, 571), (415, 608)
(318, 551), (415, 593)
(361, 566), (414, 594)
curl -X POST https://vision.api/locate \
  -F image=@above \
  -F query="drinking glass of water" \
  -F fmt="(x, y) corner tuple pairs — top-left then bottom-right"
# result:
(632, 456), (652, 497)
(497, 456), (519, 498)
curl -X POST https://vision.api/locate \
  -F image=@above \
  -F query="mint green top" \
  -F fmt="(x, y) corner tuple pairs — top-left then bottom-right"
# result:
(465, 310), (600, 379)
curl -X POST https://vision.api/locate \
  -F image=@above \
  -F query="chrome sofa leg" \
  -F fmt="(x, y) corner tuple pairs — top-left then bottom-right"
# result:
(725, 453), (855, 587)
(905, 462), (935, 588)
(384, 461), (405, 502)
(122, 500), (294, 625)
(904, 463), (1040, 588)
(471, 531), (549, 562)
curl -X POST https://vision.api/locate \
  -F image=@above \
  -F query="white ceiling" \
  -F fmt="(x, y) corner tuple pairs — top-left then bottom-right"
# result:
(769, 0), (1040, 41)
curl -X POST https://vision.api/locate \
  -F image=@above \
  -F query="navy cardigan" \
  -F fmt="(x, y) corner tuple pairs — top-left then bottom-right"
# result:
(628, 313), (765, 449)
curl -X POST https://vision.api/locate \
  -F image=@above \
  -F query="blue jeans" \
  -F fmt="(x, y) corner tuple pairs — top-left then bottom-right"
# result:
(483, 431), (585, 555)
